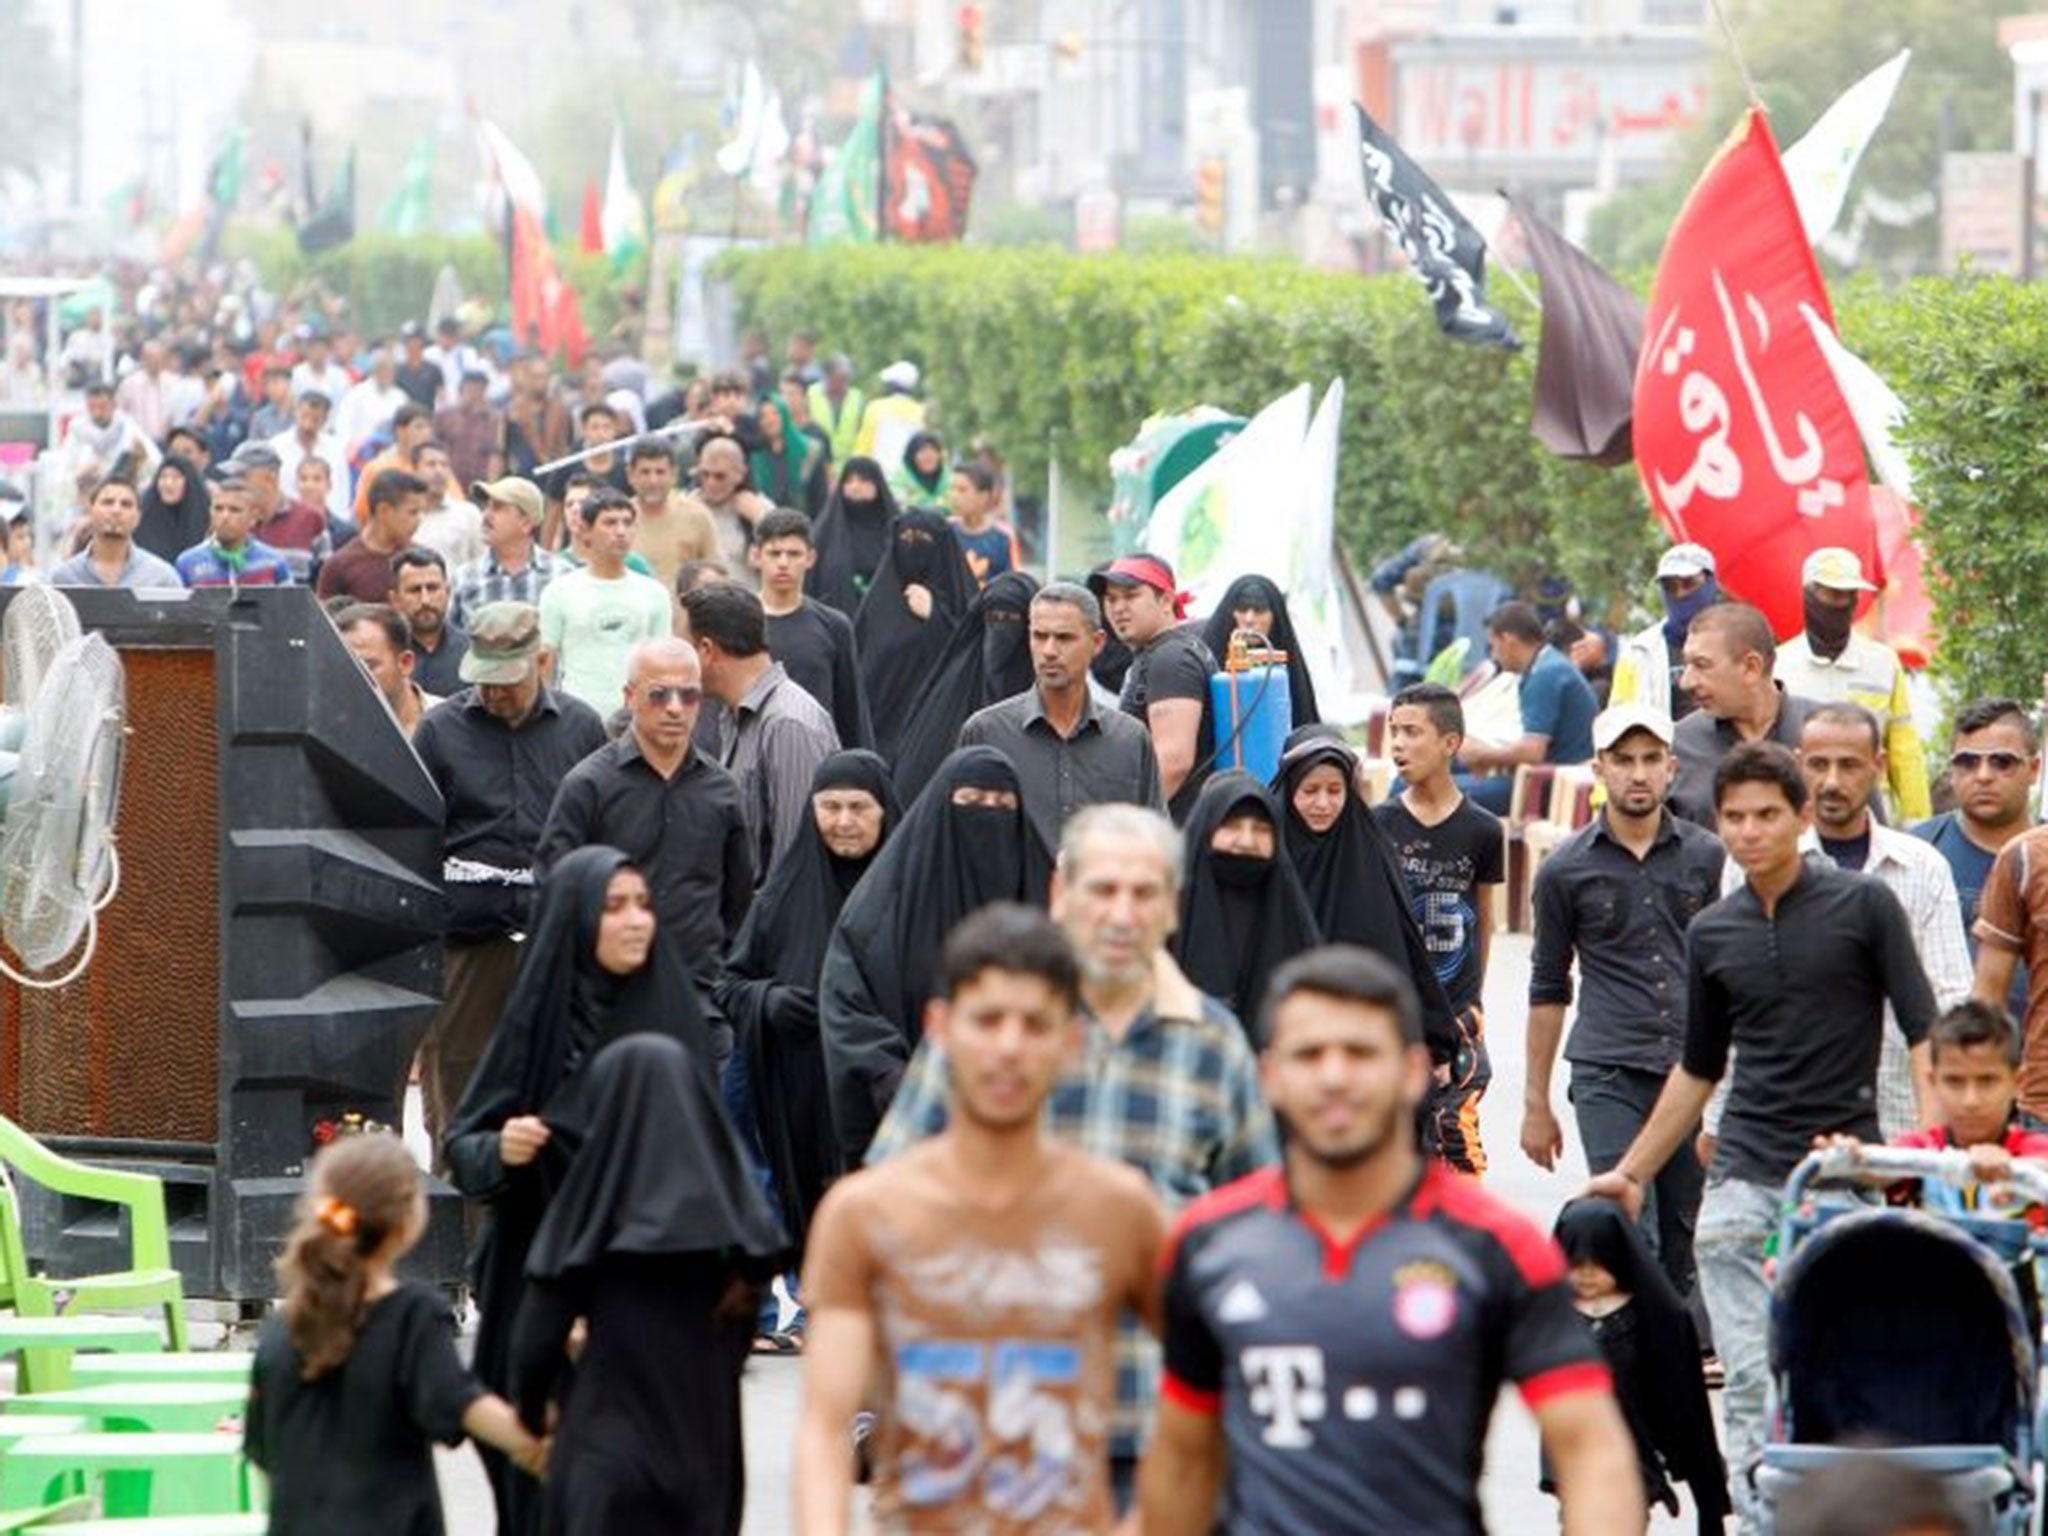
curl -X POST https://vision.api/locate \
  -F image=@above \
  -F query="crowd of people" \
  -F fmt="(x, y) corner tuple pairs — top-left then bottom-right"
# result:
(15, 278), (2008, 1535)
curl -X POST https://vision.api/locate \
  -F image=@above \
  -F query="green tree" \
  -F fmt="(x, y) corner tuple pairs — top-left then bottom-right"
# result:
(1590, 0), (2033, 274)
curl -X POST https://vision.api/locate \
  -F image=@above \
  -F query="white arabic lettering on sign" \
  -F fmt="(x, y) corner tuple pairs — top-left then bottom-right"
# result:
(1647, 307), (1740, 514)
(1648, 271), (1844, 521)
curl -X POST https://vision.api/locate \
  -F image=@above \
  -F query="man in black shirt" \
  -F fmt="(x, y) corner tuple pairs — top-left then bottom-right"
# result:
(1586, 741), (1936, 1531)
(537, 635), (753, 1061)
(958, 582), (1163, 858)
(1090, 553), (1214, 824)
(393, 548), (469, 697)
(1144, 947), (1637, 1534)
(1524, 704), (1725, 1300)
(1670, 602), (1816, 826)
(409, 600), (607, 1161)
(749, 508), (872, 750)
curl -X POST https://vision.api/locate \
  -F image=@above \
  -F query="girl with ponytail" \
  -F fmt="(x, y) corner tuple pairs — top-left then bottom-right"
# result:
(245, 1134), (545, 1534)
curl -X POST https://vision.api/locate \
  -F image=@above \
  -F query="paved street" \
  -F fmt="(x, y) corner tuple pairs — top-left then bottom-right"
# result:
(433, 932), (1705, 1531)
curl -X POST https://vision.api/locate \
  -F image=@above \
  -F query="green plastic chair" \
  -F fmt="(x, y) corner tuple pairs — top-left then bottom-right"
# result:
(0, 1115), (188, 1389)
(0, 1431), (254, 1519)
(71, 1353), (252, 1388)
(24, 1517), (263, 1536)
(6, 1381), (251, 1434)
(0, 1317), (162, 1393)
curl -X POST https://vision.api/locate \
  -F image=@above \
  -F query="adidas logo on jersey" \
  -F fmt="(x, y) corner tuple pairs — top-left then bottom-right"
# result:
(1217, 1278), (1268, 1323)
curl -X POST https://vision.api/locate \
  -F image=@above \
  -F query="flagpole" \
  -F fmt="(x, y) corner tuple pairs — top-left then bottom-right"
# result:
(1490, 250), (1543, 316)
(1707, 0), (1764, 110)
(877, 66), (891, 245)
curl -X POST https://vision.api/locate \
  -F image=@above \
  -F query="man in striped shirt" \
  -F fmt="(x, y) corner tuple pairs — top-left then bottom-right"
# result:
(451, 476), (558, 629)
(866, 802), (1277, 1512)
(174, 476), (295, 589)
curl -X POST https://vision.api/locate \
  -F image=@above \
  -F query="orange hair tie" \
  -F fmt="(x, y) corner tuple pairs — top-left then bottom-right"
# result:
(314, 1196), (359, 1238)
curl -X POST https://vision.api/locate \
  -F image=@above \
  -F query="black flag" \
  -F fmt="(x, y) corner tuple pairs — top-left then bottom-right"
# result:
(298, 147), (356, 255)
(1508, 194), (1644, 465)
(1353, 103), (1518, 350)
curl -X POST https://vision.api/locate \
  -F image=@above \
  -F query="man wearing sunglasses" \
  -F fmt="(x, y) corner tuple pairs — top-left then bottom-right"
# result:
(538, 634), (755, 1070)
(1938, 700), (2044, 1073)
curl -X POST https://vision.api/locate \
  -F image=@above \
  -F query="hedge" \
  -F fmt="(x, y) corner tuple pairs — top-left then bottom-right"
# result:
(717, 246), (2048, 707)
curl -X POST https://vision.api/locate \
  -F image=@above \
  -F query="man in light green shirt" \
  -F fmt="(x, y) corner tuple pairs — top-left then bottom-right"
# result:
(539, 488), (674, 713)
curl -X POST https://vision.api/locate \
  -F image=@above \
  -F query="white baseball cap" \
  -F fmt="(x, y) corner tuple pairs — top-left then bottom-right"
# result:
(1593, 704), (1676, 753)
(1656, 544), (1716, 581)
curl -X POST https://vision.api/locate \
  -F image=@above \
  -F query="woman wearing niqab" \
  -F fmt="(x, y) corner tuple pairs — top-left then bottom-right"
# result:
(888, 569), (1038, 783)
(717, 750), (901, 1251)
(805, 457), (899, 618)
(854, 508), (977, 761)
(1173, 772), (1320, 1034)
(444, 845), (711, 1535)
(817, 747), (1045, 1162)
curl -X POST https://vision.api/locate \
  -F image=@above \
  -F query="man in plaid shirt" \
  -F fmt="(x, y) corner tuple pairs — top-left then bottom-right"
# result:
(865, 801), (1278, 1512)
(451, 475), (560, 629)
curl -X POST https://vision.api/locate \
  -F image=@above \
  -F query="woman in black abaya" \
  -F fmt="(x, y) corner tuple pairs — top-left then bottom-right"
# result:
(818, 746), (1044, 1162)
(855, 509), (977, 762)
(1200, 573), (1321, 729)
(1173, 772), (1320, 1036)
(717, 750), (901, 1254)
(1273, 726), (1458, 1058)
(889, 570), (1039, 788)
(444, 846), (710, 1535)
(805, 457), (898, 619)
(135, 454), (212, 565)
(512, 1033), (787, 1536)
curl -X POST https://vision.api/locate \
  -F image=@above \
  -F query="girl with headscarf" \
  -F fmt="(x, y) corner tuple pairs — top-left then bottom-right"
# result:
(135, 453), (212, 564)
(511, 1034), (787, 1536)
(888, 570), (1039, 787)
(444, 846), (710, 1535)
(818, 747), (1046, 1162)
(718, 750), (901, 1257)
(855, 509), (977, 763)
(1173, 772), (1320, 1034)
(1547, 1200), (1728, 1534)
(1273, 726), (1458, 1059)
(748, 393), (827, 518)
(887, 428), (947, 510)
(806, 456), (899, 619)
(1200, 573), (1321, 728)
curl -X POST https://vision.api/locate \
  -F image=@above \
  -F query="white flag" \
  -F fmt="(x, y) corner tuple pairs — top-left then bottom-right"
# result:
(601, 124), (648, 263)
(717, 63), (768, 179)
(474, 115), (547, 219)
(1782, 50), (1911, 247)
(1801, 304), (1914, 500)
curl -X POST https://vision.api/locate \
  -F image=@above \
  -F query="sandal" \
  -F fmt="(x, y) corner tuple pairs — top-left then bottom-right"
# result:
(752, 1329), (804, 1355)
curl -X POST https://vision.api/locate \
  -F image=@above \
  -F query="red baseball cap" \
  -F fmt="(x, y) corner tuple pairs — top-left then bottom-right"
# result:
(1088, 554), (1187, 617)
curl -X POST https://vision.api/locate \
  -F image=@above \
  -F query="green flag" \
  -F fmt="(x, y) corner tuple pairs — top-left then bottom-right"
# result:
(209, 127), (245, 209)
(807, 71), (883, 245)
(378, 135), (435, 236)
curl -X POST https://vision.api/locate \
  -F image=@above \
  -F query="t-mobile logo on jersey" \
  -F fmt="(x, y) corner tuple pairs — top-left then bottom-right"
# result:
(1241, 1346), (1325, 1448)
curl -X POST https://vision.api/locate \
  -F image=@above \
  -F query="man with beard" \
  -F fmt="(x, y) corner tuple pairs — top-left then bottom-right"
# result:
(718, 750), (900, 1348)
(1523, 706), (1725, 1302)
(1775, 547), (1930, 822)
(1610, 544), (1721, 720)
(958, 582), (1161, 858)
(50, 476), (182, 590)
(818, 746), (1043, 1162)
(868, 803), (1277, 1512)
(1091, 554), (1215, 823)
(1143, 947), (1637, 1534)
(799, 905), (1169, 1534)
(1173, 773), (1320, 1035)
(392, 549), (469, 697)
(1920, 698), (2040, 1025)
(409, 602), (607, 1160)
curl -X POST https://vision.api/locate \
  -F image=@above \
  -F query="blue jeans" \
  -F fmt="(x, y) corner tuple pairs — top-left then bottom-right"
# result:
(1696, 1177), (1777, 1533)
(1569, 1060), (1702, 1299)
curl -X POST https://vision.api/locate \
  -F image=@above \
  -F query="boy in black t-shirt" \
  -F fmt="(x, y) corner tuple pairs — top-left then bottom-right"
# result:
(1375, 683), (1505, 1173)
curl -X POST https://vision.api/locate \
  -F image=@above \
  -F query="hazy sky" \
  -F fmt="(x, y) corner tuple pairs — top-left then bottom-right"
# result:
(55, 0), (254, 210)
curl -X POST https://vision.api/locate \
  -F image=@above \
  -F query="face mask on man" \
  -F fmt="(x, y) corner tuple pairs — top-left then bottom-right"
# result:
(1802, 588), (1855, 659)
(1661, 577), (1720, 647)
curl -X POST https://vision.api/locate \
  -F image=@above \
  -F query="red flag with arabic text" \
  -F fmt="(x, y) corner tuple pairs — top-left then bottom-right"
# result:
(1633, 108), (1877, 640)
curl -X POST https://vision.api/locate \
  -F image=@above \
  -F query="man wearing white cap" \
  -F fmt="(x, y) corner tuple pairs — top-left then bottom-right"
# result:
(1610, 544), (1720, 720)
(1774, 547), (1930, 822)
(853, 359), (926, 466)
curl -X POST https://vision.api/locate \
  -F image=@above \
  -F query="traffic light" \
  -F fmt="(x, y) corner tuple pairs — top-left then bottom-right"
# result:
(1195, 156), (1225, 234)
(958, 3), (985, 72)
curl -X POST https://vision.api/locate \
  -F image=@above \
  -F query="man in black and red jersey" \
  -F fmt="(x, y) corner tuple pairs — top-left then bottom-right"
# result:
(1140, 946), (1639, 1533)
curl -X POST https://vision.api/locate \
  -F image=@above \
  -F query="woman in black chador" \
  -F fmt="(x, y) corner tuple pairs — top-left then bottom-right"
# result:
(511, 1032), (787, 1536)
(444, 845), (710, 1534)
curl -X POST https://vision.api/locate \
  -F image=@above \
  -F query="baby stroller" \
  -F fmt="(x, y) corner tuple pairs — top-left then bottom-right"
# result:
(1756, 1145), (2046, 1535)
